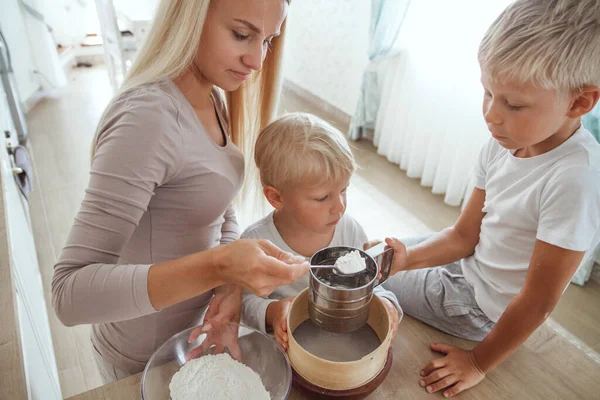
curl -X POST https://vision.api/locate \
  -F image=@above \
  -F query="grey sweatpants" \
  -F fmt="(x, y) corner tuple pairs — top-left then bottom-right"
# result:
(382, 236), (495, 342)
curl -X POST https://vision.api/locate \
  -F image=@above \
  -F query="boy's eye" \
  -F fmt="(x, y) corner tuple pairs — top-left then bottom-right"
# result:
(233, 31), (249, 41)
(316, 195), (328, 202)
(506, 102), (524, 111)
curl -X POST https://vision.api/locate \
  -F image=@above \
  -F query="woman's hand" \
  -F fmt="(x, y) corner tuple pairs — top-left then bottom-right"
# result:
(265, 297), (295, 351)
(186, 322), (243, 363)
(214, 239), (309, 297)
(186, 284), (243, 361)
(189, 284), (242, 337)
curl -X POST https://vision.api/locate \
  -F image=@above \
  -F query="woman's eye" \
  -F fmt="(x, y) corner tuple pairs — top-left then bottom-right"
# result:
(233, 31), (249, 41)
(264, 38), (273, 50)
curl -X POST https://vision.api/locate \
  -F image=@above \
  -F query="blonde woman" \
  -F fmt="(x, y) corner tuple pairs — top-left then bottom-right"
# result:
(51, 0), (307, 383)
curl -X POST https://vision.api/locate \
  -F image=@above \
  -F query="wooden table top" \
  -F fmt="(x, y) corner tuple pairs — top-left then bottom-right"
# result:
(68, 315), (600, 399)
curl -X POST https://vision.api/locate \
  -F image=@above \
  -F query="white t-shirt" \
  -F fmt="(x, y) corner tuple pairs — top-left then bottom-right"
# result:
(240, 212), (400, 333)
(462, 126), (600, 322)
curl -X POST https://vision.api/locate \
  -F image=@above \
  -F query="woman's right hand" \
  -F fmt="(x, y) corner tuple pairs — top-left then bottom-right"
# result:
(214, 239), (309, 297)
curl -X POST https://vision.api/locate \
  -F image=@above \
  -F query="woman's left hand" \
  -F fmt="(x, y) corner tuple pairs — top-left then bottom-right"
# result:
(186, 321), (243, 362)
(419, 343), (485, 397)
(186, 284), (243, 360)
(199, 284), (243, 333)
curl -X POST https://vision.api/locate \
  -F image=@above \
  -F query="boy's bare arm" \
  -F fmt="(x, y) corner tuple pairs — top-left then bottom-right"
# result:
(418, 240), (585, 397)
(401, 188), (487, 272)
(472, 240), (585, 373)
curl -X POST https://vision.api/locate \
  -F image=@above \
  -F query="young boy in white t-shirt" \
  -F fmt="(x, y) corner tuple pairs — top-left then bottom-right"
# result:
(381, 0), (600, 397)
(240, 113), (401, 350)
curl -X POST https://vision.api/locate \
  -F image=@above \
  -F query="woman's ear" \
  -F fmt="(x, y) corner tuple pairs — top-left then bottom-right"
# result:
(263, 185), (284, 210)
(567, 85), (600, 118)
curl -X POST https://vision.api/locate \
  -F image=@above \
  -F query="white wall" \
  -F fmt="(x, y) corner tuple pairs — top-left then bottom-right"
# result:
(112, 0), (159, 21)
(0, 0), (40, 101)
(42, 0), (91, 46)
(1, 0), (71, 100)
(284, 0), (371, 116)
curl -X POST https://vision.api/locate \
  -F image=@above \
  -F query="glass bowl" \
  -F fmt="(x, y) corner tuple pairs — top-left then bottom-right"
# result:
(141, 322), (292, 399)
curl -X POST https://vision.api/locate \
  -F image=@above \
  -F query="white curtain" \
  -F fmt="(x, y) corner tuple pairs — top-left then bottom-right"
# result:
(348, 0), (411, 141)
(373, 0), (598, 286)
(373, 0), (511, 206)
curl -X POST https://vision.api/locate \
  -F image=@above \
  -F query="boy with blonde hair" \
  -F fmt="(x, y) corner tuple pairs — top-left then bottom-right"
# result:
(241, 113), (401, 349)
(382, 0), (600, 397)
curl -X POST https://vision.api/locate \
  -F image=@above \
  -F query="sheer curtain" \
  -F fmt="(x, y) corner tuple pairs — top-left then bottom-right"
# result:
(348, 0), (411, 141)
(583, 103), (600, 141)
(574, 103), (600, 285)
(373, 0), (511, 206)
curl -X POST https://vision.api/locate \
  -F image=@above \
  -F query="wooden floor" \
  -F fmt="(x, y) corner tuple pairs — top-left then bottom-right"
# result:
(25, 66), (600, 398)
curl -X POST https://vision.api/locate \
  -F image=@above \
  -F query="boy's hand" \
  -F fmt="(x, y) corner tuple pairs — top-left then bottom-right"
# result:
(364, 238), (408, 276)
(378, 296), (400, 339)
(384, 238), (408, 275)
(363, 240), (383, 279)
(265, 297), (295, 351)
(419, 343), (485, 397)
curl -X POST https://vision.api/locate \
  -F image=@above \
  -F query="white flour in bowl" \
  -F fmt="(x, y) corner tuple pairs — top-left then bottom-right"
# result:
(169, 353), (270, 400)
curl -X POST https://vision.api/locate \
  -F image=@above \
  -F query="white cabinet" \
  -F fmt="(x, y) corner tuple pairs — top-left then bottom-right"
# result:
(14, 292), (62, 400)
(1, 82), (61, 399)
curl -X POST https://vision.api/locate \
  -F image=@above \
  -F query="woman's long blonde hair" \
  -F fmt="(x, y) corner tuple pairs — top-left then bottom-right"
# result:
(92, 0), (287, 160)
(92, 0), (288, 226)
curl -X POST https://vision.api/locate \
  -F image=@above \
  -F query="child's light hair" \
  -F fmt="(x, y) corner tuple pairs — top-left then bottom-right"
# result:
(255, 113), (356, 191)
(478, 0), (600, 90)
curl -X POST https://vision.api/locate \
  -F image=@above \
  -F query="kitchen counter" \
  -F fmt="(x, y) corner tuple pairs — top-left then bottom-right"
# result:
(68, 315), (600, 399)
